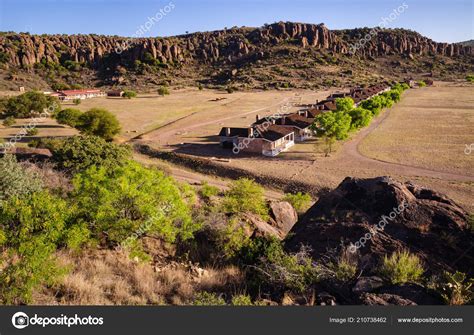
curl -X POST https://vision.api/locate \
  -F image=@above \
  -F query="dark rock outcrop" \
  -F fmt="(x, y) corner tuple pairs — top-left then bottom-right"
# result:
(286, 176), (473, 276)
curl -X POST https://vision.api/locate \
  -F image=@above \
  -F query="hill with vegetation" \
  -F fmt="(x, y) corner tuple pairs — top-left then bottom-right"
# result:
(0, 22), (472, 91)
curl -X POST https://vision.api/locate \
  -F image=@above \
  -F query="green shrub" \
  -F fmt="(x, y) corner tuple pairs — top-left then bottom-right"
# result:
(193, 292), (226, 306)
(45, 135), (131, 173)
(157, 86), (170, 96)
(0, 154), (43, 203)
(466, 74), (474, 83)
(283, 192), (312, 214)
(198, 83), (203, 91)
(231, 294), (253, 306)
(329, 253), (358, 282)
(122, 90), (137, 99)
(438, 271), (473, 305)
(222, 178), (268, 218)
(2, 116), (16, 127)
(0, 191), (71, 303)
(72, 98), (81, 105)
(199, 182), (220, 200)
(55, 108), (82, 127)
(71, 161), (199, 247)
(26, 127), (38, 136)
(226, 86), (235, 94)
(76, 108), (121, 140)
(379, 250), (424, 284)
(240, 237), (321, 293)
(418, 80), (427, 87)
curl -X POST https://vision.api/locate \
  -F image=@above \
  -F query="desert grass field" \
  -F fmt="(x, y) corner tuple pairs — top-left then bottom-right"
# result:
(71, 88), (310, 142)
(358, 85), (474, 176)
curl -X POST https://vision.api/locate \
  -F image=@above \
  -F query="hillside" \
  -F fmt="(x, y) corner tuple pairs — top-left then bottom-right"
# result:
(0, 22), (473, 91)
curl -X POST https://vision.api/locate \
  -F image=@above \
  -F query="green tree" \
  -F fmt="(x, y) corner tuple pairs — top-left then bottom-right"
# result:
(360, 96), (384, 116)
(222, 178), (268, 218)
(71, 161), (199, 247)
(55, 108), (82, 127)
(0, 191), (70, 303)
(46, 135), (131, 173)
(312, 111), (352, 140)
(73, 98), (81, 105)
(76, 108), (121, 140)
(348, 107), (373, 130)
(3, 91), (59, 118)
(335, 97), (354, 113)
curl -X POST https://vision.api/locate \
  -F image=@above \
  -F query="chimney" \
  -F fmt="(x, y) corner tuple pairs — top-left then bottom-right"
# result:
(225, 127), (231, 136)
(256, 114), (260, 122)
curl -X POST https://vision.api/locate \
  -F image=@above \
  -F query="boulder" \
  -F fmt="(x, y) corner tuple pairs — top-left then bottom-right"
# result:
(239, 213), (283, 239)
(286, 176), (473, 276)
(352, 276), (384, 294)
(360, 293), (416, 306)
(268, 201), (298, 236)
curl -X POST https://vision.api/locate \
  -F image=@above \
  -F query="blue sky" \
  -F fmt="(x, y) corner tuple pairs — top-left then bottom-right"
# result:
(0, 0), (472, 42)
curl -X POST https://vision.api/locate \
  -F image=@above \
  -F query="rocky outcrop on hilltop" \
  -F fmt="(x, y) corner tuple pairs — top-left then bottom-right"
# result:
(287, 176), (473, 275)
(0, 22), (471, 70)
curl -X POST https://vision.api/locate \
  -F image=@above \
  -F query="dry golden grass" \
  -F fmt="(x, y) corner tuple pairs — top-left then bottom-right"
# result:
(0, 117), (78, 144)
(359, 86), (474, 176)
(34, 249), (244, 306)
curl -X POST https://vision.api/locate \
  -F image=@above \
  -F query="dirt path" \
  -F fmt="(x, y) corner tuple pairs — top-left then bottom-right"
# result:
(334, 106), (474, 182)
(139, 95), (293, 147)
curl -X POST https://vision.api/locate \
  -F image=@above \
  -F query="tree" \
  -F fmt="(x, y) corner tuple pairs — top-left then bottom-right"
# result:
(335, 97), (354, 113)
(73, 98), (81, 105)
(157, 86), (170, 96)
(348, 107), (373, 130)
(76, 108), (121, 140)
(46, 135), (131, 173)
(55, 108), (82, 127)
(0, 191), (70, 303)
(3, 91), (59, 118)
(71, 161), (198, 246)
(312, 111), (352, 140)
(122, 90), (137, 99)
(360, 96), (384, 116)
(222, 178), (268, 218)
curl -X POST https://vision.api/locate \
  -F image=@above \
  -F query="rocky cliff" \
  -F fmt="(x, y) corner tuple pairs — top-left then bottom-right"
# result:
(0, 22), (472, 90)
(1, 22), (471, 69)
